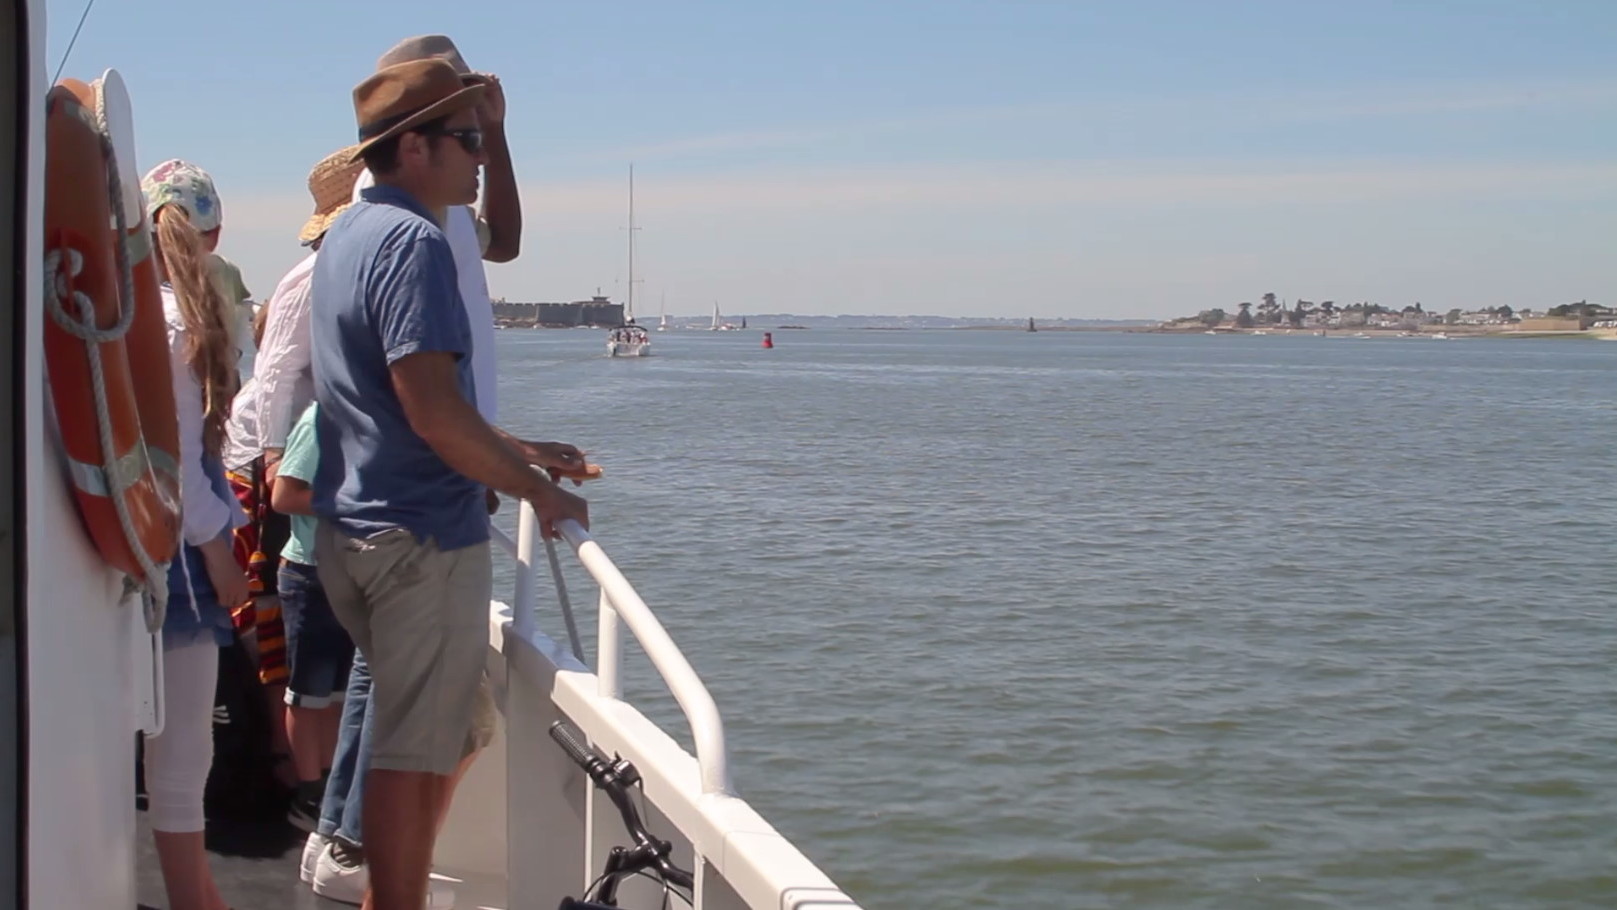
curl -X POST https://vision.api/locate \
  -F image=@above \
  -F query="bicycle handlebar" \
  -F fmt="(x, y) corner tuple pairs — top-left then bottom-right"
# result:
(549, 719), (610, 781)
(548, 721), (695, 895)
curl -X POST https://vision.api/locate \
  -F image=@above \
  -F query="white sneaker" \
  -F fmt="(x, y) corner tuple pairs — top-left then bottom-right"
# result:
(300, 831), (329, 883)
(311, 842), (456, 908)
(311, 843), (367, 905)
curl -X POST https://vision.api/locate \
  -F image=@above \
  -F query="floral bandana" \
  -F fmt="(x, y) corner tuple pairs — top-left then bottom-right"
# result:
(141, 159), (222, 232)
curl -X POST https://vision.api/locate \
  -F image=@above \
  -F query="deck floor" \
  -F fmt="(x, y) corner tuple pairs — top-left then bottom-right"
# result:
(135, 804), (346, 910)
(135, 805), (507, 910)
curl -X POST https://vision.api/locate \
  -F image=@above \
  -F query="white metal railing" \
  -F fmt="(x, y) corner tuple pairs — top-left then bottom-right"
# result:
(490, 501), (736, 797)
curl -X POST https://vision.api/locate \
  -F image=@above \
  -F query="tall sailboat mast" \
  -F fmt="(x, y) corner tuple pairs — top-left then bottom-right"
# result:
(626, 163), (636, 323)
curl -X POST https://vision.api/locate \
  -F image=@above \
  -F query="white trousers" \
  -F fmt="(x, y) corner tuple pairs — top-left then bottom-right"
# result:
(143, 641), (218, 833)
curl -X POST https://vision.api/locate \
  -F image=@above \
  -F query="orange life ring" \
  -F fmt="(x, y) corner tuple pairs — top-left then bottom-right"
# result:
(43, 79), (181, 591)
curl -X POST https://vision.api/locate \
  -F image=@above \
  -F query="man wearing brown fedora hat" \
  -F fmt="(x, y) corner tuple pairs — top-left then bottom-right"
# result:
(306, 36), (552, 910)
(308, 57), (588, 910)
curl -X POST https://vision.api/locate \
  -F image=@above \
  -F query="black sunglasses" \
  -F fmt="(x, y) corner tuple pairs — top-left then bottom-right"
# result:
(417, 125), (483, 156)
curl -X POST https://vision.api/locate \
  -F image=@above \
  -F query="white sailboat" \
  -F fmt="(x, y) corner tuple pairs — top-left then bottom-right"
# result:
(607, 163), (650, 357)
(710, 301), (737, 331)
(658, 292), (669, 331)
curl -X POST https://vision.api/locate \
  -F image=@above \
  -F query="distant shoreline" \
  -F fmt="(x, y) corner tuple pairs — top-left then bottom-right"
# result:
(1144, 325), (1617, 340)
(491, 319), (1615, 340)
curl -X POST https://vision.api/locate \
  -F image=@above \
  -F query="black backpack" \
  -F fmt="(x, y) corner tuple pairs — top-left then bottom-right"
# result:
(203, 636), (292, 822)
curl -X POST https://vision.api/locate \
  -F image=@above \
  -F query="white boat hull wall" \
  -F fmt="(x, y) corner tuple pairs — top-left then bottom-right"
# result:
(437, 602), (861, 909)
(22, 6), (144, 902)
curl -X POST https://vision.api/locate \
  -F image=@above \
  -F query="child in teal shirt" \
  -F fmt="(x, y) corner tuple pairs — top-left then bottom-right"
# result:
(270, 403), (354, 829)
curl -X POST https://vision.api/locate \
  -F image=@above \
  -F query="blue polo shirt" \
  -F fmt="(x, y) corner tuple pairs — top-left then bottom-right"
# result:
(309, 184), (485, 550)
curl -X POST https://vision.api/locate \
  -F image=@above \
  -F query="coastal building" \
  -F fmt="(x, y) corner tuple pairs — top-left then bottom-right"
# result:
(491, 294), (626, 327)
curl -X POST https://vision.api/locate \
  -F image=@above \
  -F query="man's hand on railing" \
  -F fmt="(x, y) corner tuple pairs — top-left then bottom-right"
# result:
(516, 438), (596, 486)
(529, 479), (589, 540)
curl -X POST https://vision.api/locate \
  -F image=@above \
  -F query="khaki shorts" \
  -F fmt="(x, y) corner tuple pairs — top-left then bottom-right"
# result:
(316, 523), (492, 776)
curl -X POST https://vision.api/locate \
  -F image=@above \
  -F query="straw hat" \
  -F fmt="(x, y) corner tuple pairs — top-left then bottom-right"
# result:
(298, 145), (365, 245)
(349, 58), (484, 162)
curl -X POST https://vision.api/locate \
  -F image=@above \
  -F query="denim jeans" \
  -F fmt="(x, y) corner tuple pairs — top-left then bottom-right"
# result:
(316, 648), (372, 846)
(278, 560), (354, 708)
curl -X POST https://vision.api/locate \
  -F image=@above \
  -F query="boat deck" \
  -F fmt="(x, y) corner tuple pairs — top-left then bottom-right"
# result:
(135, 806), (504, 910)
(136, 803), (341, 910)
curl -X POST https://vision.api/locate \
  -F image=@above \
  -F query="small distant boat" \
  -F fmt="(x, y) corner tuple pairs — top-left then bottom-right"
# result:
(1027, 317), (1037, 333)
(710, 301), (737, 331)
(607, 324), (651, 357)
(1431, 332), (1451, 340)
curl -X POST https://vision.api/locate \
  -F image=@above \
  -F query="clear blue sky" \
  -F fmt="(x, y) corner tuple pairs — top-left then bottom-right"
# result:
(43, 0), (1617, 318)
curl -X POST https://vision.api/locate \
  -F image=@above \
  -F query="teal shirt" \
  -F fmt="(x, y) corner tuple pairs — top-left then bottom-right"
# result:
(279, 403), (320, 566)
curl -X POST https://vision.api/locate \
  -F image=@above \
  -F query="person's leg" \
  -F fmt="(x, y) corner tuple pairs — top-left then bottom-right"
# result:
(305, 568), (355, 779)
(318, 703), (343, 774)
(435, 675), (495, 837)
(255, 596), (296, 789)
(315, 523), (378, 853)
(348, 534), (490, 910)
(279, 563), (319, 780)
(284, 560), (351, 830)
(363, 770), (451, 910)
(317, 649), (367, 839)
(310, 650), (372, 896)
(144, 642), (228, 910)
(310, 522), (379, 901)
(336, 657), (375, 847)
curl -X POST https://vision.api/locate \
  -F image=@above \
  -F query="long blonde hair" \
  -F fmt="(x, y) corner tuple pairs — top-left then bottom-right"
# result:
(154, 206), (237, 457)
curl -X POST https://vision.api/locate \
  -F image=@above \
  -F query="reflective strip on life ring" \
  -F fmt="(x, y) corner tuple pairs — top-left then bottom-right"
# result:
(63, 445), (179, 500)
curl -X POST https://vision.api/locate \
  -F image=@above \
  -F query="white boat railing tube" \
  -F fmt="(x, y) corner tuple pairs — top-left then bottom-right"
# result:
(531, 509), (736, 798)
(596, 587), (624, 701)
(512, 505), (541, 638)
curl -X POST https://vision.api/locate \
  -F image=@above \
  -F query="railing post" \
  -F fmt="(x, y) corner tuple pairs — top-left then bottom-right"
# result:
(597, 588), (623, 700)
(513, 500), (539, 636)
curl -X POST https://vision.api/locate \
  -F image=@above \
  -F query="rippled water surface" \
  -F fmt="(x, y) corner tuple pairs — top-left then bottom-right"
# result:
(494, 329), (1617, 909)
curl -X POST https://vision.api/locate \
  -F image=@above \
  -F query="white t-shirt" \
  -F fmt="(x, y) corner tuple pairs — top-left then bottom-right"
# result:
(253, 251), (319, 454)
(352, 169), (497, 422)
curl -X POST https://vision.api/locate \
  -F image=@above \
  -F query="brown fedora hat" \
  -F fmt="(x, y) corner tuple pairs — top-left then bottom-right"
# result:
(377, 34), (490, 85)
(298, 145), (365, 245)
(349, 58), (485, 162)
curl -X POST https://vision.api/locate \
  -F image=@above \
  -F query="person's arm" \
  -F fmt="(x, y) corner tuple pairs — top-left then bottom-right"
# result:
(390, 352), (586, 533)
(477, 75), (521, 263)
(256, 271), (315, 470)
(168, 318), (249, 606)
(168, 324), (234, 547)
(270, 475), (314, 516)
(270, 404), (320, 516)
